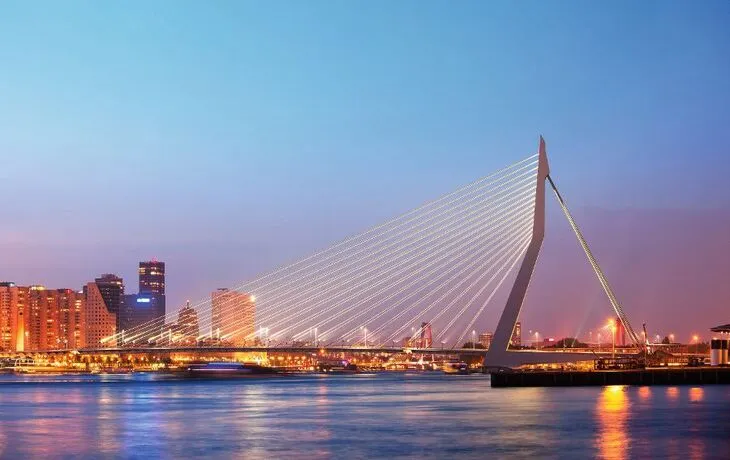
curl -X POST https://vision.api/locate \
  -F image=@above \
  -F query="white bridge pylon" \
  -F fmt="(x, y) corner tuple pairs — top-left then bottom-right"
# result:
(486, 137), (640, 368)
(106, 137), (639, 368)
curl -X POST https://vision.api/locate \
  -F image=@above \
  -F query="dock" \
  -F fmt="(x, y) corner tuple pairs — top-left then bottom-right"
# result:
(490, 367), (730, 387)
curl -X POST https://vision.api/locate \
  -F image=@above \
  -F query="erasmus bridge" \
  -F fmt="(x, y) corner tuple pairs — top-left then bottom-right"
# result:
(85, 138), (642, 368)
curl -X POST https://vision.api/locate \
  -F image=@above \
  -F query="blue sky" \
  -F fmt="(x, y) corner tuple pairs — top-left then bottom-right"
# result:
(1, 1), (729, 336)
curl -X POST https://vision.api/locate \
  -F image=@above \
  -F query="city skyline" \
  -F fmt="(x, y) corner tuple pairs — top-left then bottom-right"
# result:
(1, 2), (729, 341)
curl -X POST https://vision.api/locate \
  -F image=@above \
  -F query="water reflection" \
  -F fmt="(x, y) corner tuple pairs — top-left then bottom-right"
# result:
(637, 386), (651, 401)
(595, 386), (629, 460)
(689, 387), (704, 403)
(666, 386), (679, 401)
(0, 374), (728, 458)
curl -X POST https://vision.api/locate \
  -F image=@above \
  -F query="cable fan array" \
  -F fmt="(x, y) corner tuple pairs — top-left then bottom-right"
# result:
(106, 154), (539, 349)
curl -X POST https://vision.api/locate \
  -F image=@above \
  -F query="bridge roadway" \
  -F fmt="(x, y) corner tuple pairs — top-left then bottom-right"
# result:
(37, 346), (487, 356)
(35, 346), (619, 358)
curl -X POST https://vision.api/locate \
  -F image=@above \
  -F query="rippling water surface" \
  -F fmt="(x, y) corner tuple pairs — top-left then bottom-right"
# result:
(0, 372), (729, 459)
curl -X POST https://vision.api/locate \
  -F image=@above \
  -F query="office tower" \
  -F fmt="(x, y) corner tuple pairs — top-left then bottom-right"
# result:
(211, 288), (255, 345)
(124, 260), (167, 329)
(139, 260), (165, 295)
(122, 293), (165, 332)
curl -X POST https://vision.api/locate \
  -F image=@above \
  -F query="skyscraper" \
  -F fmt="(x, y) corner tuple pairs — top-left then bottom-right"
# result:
(0, 282), (27, 352)
(139, 260), (165, 295)
(211, 288), (255, 345)
(123, 260), (167, 330)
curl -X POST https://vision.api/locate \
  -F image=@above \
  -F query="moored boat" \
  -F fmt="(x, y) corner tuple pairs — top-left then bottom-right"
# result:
(442, 362), (469, 375)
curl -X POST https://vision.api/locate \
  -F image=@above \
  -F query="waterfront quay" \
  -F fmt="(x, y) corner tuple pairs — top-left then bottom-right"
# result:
(491, 367), (730, 387)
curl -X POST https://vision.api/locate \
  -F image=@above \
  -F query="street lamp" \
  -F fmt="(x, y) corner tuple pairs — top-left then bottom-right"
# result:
(534, 332), (539, 349)
(472, 330), (476, 350)
(669, 333), (675, 344)
(692, 335), (699, 354)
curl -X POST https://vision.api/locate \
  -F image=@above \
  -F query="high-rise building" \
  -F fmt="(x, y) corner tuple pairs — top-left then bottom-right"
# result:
(0, 283), (84, 352)
(0, 282), (27, 352)
(211, 288), (255, 345)
(27, 285), (57, 351)
(56, 289), (85, 349)
(122, 293), (165, 332)
(84, 279), (118, 347)
(94, 274), (124, 331)
(176, 301), (199, 339)
(510, 321), (522, 347)
(122, 260), (167, 330)
(139, 260), (165, 295)
(479, 332), (494, 350)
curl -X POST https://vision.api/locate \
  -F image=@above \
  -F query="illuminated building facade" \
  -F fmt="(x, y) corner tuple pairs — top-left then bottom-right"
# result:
(510, 321), (522, 347)
(211, 288), (255, 345)
(0, 282), (27, 352)
(0, 283), (84, 352)
(139, 260), (165, 295)
(57, 288), (85, 349)
(122, 260), (166, 331)
(479, 332), (493, 350)
(84, 280), (118, 347)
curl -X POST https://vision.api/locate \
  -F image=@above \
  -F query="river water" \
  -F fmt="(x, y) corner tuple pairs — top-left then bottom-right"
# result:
(0, 372), (729, 459)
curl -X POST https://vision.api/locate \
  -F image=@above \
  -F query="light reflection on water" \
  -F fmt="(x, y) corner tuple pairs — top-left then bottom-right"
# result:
(596, 385), (629, 460)
(0, 374), (728, 459)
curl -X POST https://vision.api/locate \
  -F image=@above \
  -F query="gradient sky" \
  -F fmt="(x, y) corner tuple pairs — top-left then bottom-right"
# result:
(1, 2), (729, 341)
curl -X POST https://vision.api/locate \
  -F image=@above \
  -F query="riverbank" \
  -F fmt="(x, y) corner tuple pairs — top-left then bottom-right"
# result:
(491, 367), (730, 387)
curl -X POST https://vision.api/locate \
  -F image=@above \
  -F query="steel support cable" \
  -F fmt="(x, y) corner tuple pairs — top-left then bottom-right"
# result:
(112, 161), (537, 343)
(326, 214), (536, 344)
(343, 219), (534, 345)
(452, 237), (532, 346)
(243, 163), (539, 303)
(546, 175), (641, 347)
(274, 199), (538, 342)
(379, 223), (533, 345)
(243, 180), (538, 331)
(240, 200), (537, 344)
(429, 229), (532, 344)
(240, 170), (539, 313)
(194, 190), (537, 343)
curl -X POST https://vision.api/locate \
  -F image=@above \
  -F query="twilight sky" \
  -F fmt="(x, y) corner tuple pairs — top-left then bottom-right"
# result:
(1, 1), (728, 341)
